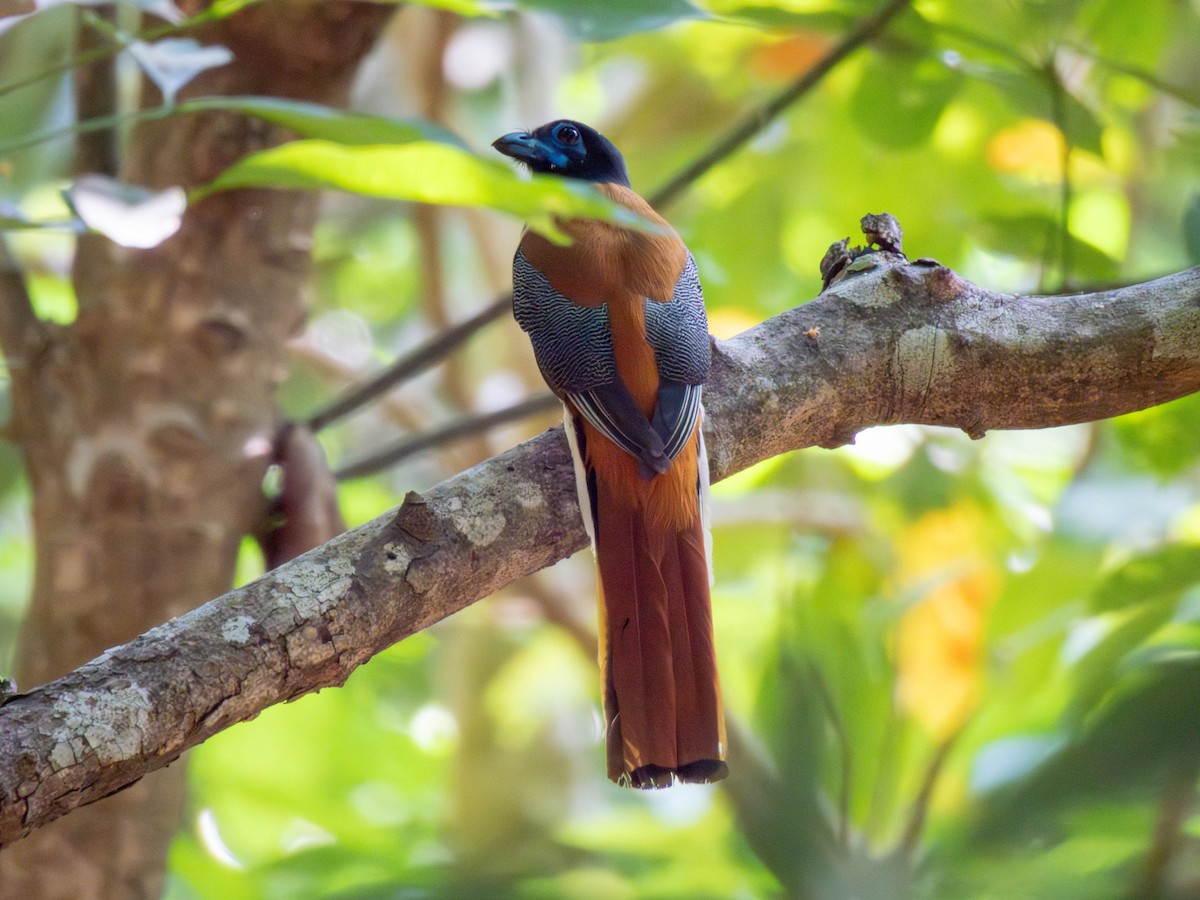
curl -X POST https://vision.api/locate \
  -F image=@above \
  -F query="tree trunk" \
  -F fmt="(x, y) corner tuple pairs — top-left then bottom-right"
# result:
(0, 4), (391, 897)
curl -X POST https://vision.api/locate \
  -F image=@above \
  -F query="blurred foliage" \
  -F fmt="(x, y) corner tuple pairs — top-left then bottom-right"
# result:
(2, 0), (1200, 897)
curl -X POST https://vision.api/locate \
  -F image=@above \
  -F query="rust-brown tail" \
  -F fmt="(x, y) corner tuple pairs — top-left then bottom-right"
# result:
(594, 475), (727, 788)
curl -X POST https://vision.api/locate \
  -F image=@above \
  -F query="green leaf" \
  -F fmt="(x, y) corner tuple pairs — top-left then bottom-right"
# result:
(972, 655), (1200, 843)
(202, 0), (262, 21)
(1091, 544), (1200, 613)
(1114, 391), (1200, 477)
(195, 139), (647, 238)
(398, 0), (501, 15)
(514, 0), (707, 41)
(205, 0), (500, 20)
(0, 96), (465, 159)
(1079, 0), (1171, 71)
(1066, 600), (1176, 723)
(700, 3), (860, 31)
(746, 646), (844, 895)
(850, 54), (964, 150)
(976, 213), (1119, 279)
(176, 96), (466, 149)
(966, 64), (1104, 156)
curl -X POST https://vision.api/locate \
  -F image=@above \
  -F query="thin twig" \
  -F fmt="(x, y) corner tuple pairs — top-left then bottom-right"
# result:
(0, 105), (173, 157)
(1066, 41), (1200, 108)
(0, 45), (109, 102)
(289, 339), (424, 434)
(305, 294), (512, 433)
(648, 0), (914, 210)
(931, 21), (1039, 73)
(333, 392), (558, 481)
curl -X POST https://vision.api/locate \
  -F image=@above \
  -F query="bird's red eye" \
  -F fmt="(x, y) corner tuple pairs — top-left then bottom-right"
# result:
(555, 124), (581, 145)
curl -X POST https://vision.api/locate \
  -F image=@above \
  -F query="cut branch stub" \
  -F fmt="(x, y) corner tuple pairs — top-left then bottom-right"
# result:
(820, 212), (905, 290)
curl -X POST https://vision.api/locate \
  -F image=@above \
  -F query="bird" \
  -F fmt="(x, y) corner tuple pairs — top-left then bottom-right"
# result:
(494, 120), (727, 788)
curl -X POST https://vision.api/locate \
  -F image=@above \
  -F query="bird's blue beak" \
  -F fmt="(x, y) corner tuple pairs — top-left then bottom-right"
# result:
(492, 131), (567, 170)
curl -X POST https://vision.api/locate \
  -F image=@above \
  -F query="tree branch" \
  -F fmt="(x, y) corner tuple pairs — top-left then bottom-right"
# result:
(304, 295), (512, 432)
(2, 252), (1200, 848)
(334, 393), (560, 481)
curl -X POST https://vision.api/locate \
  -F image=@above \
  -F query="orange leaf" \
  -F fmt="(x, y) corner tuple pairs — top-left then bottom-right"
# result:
(894, 506), (998, 737)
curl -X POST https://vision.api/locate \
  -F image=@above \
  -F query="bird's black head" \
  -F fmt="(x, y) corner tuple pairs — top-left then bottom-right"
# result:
(492, 120), (630, 187)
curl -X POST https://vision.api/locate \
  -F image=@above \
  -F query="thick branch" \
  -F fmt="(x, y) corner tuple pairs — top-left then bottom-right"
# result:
(2, 257), (1199, 847)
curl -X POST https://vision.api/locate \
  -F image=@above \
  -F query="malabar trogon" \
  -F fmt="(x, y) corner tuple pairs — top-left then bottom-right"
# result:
(494, 120), (727, 788)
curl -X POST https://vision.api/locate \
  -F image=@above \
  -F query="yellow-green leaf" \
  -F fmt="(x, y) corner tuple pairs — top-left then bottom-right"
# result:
(195, 139), (651, 238)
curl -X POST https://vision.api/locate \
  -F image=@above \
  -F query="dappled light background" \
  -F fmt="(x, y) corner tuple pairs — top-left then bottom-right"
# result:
(3, 0), (1200, 897)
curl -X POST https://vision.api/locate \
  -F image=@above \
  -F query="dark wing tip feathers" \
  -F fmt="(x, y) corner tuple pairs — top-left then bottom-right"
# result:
(622, 760), (730, 789)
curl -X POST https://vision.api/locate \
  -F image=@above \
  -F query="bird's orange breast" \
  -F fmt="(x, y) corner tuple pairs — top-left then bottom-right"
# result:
(519, 182), (687, 307)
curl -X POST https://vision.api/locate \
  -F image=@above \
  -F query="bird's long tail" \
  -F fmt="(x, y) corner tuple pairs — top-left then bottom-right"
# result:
(576, 422), (726, 788)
